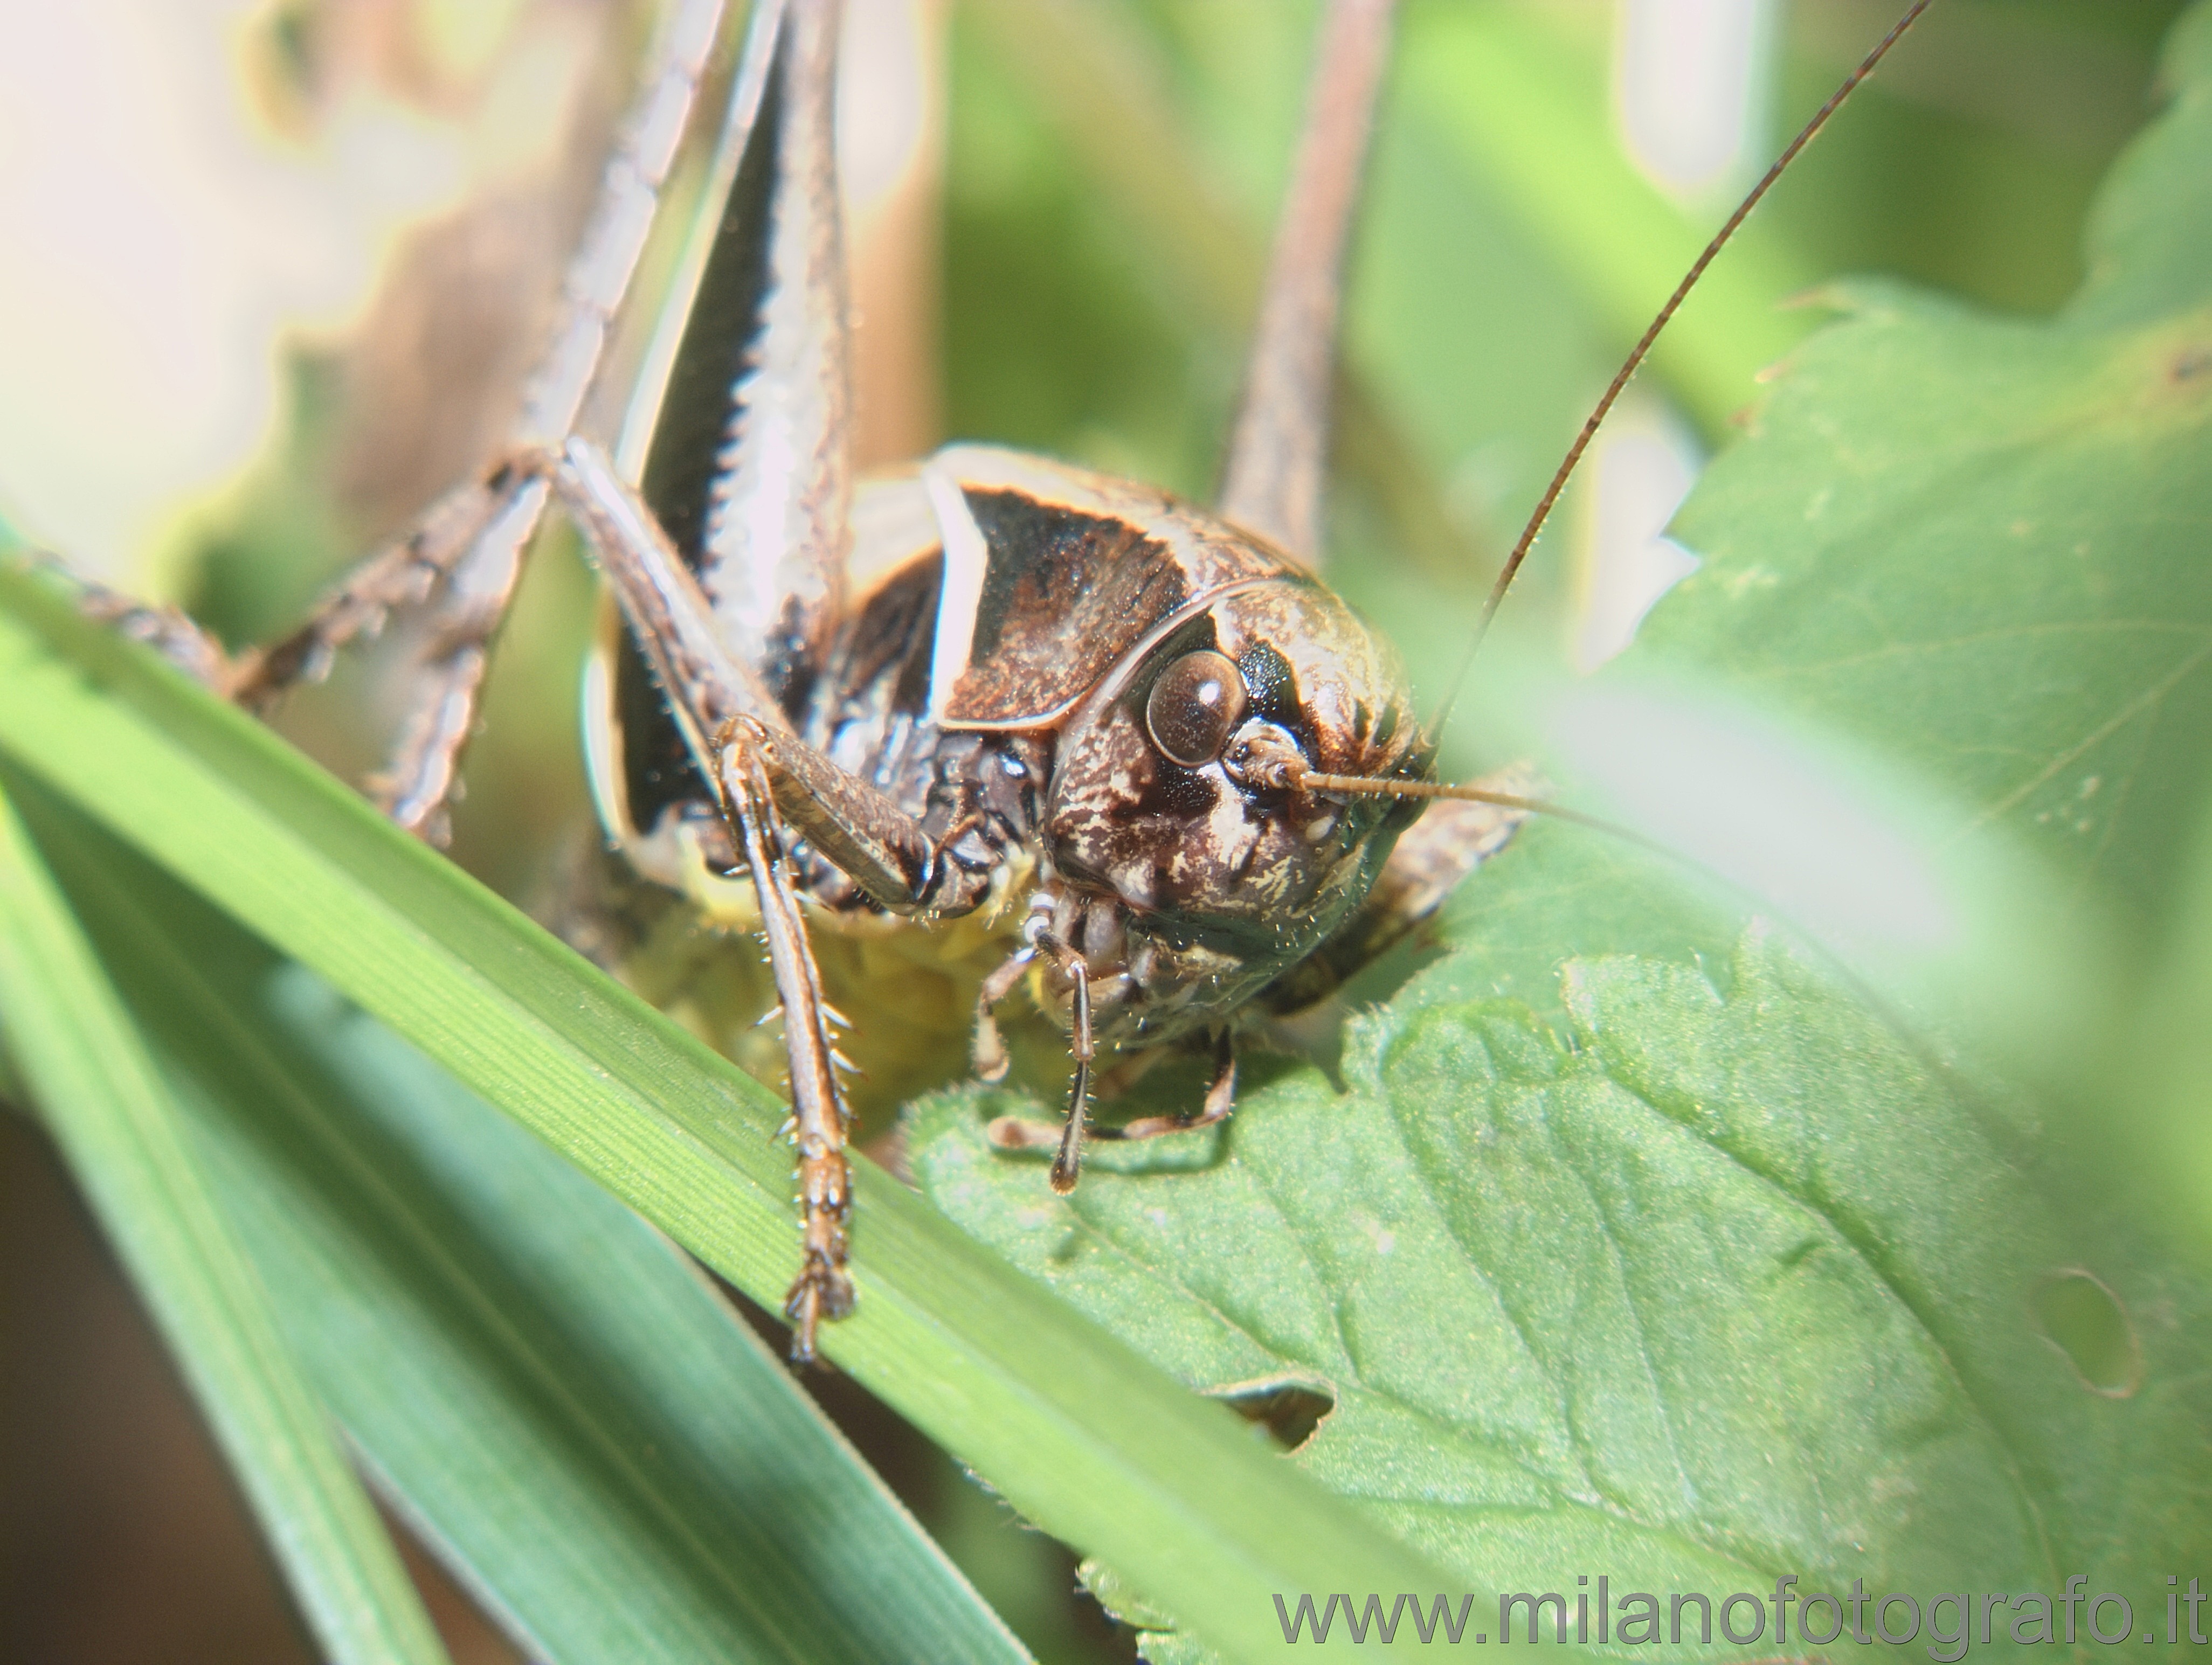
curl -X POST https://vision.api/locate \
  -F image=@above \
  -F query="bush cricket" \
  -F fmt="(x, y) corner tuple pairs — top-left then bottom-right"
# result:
(57, 0), (1939, 1369)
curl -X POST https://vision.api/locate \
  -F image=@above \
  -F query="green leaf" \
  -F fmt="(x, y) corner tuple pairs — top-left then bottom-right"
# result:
(0, 781), (451, 1665)
(19, 785), (1025, 1664)
(1415, 5), (2212, 1056)
(2125, 775), (2212, 1246)
(1549, 1), (2212, 1084)
(911, 4), (2212, 1656)
(919, 929), (2208, 1652)
(1653, 289), (2212, 928)
(2069, 2), (2212, 331)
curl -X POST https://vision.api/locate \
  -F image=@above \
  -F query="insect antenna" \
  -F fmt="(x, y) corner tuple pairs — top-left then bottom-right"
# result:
(1282, 760), (1656, 857)
(1290, 762), (1927, 1058)
(1424, 0), (1934, 740)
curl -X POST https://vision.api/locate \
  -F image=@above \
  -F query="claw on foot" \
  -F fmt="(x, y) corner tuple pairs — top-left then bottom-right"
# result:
(985, 1109), (1090, 1194)
(783, 1254), (855, 1364)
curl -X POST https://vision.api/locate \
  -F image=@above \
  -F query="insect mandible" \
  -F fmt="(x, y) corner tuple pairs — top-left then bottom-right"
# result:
(71, 0), (1930, 1363)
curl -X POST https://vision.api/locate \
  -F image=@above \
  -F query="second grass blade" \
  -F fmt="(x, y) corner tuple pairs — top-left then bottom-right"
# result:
(0, 777), (451, 1665)
(23, 781), (1026, 1664)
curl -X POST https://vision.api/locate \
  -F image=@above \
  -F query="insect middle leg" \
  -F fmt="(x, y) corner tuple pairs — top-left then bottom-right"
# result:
(971, 925), (1098, 1194)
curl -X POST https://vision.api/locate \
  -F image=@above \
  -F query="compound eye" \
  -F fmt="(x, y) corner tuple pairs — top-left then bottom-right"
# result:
(1145, 649), (1248, 767)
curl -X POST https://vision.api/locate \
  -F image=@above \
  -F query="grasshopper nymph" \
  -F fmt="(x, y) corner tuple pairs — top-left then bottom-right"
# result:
(78, 0), (1926, 1362)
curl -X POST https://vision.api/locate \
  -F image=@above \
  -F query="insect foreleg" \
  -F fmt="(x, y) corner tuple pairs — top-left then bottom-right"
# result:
(1078, 1030), (1239, 1149)
(550, 432), (1026, 1352)
(544, 432), (894, 1361)
(713, 723), (853, 1363)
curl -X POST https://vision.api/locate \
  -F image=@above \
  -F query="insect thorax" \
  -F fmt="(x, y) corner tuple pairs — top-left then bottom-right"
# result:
(586, 446), (1429, 1109)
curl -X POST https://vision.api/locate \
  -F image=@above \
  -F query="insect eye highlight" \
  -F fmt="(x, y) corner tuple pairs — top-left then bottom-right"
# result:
(1144, 649), (1248, 767)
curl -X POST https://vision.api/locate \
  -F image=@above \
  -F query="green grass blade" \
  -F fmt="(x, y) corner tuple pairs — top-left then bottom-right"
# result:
(18, 788), (1026, 1665)
(0, 779), (451, 1665)
(0, 565), (1506, 1661)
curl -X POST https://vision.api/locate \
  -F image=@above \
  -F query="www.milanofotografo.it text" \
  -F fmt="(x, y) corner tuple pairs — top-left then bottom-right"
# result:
(1272, 1576), (2211, 1653)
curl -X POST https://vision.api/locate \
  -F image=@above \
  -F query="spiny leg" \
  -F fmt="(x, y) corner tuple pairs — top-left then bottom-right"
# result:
(65, 462), (516, 708)
(1215, 0), (1398, 566)
(1038, 932), (1094, 1195)
(551, 439), (970, 1354)
(713, 721), (854, 1362)
(987, 1018), (1238, 1172)
(72, 577), (249, 695)
(231, 473), (526, 710)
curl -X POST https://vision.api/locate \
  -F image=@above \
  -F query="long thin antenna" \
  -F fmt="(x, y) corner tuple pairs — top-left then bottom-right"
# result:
(1426, 0), (1933, 734)
(1291, 762), (1930, 1074)
(1289, 766), (1669, 857)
